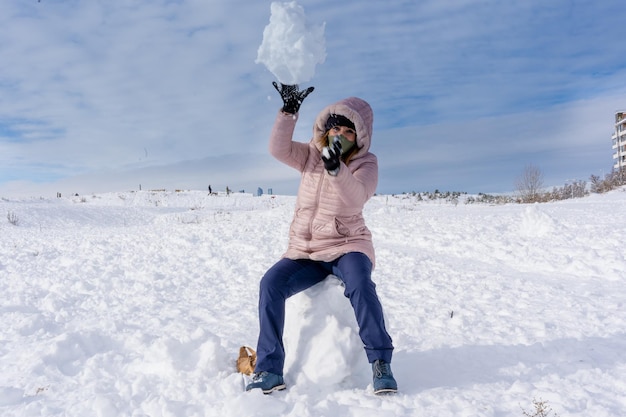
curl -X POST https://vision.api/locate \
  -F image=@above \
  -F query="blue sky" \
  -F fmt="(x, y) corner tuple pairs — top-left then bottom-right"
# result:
(1, 0), (625, 197)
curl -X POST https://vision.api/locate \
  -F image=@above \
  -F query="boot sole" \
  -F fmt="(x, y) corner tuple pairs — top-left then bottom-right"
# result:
(374, 387), (398, 395)
(262, 383), (286, 394)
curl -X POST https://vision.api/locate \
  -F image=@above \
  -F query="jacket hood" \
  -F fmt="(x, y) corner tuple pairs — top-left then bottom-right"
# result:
(313, 97), (374, 158)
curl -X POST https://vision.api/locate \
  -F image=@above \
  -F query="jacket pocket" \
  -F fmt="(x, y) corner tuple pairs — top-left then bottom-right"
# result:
(311, 215), (341, 238)
(334, 215), (368, 238)
(335, 217), (349, 237)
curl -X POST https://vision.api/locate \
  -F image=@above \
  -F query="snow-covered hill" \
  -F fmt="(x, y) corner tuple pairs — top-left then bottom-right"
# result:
(1, 189), (625, 416)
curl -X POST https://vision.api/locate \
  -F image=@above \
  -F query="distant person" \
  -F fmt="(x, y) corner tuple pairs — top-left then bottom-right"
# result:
(208, 185), (212, 194)
(246, 83), (397, 395)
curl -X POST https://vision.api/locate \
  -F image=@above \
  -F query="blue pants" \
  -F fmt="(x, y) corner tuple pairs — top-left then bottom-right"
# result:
(254, 252), (394, 376)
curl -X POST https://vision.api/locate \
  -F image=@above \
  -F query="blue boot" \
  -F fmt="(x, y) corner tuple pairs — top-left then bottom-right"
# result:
(372, 360), (398, 394)
(245, 371), (286, 394)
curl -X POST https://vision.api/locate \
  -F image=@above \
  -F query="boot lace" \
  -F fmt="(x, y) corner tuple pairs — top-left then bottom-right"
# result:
(373, 360), (391, 378)
(252, 371), (268, 382)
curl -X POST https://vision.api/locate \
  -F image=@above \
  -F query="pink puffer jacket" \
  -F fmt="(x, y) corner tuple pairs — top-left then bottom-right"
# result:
(269, 97), (378, 268)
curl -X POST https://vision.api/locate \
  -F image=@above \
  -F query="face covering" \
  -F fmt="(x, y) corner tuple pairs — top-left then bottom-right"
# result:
(331, 134), (355, 155)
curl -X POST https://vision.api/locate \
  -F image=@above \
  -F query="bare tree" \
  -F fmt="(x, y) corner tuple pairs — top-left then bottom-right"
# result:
(590, 168), (626, 194)
(515, 164), (545, 203)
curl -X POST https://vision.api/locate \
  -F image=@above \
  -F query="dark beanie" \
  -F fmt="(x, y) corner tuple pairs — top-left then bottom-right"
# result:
(325, 113), (356, 132)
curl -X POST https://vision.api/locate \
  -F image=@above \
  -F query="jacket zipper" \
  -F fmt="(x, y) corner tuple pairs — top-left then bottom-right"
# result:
(306, 166), (326, 253)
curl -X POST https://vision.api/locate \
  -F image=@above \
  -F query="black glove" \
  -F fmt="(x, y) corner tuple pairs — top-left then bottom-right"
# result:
(273, 82), (314, 114)
(321, 137), (342, 176)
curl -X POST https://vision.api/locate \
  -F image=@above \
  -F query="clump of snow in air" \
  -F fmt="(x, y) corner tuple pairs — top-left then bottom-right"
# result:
(256, 1), (326, 85)
(2, 188), (626, 416)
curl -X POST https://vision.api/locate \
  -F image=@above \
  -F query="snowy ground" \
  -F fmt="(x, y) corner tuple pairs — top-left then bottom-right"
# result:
(1, 188), (625, 417)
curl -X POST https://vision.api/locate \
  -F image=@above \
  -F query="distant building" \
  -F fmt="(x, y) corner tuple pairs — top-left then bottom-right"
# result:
(613, 111), (626, 172)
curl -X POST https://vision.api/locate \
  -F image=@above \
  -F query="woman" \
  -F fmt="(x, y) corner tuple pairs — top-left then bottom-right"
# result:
(246, 83), (397, 395)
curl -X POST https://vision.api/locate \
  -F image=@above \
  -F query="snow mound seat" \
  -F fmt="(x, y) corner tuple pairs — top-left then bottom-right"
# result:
(283, 276), (370, 389)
